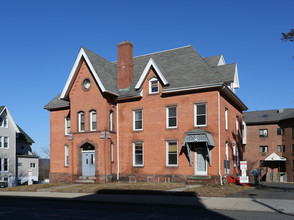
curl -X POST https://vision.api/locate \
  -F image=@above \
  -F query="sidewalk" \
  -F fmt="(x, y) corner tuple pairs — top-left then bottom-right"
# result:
(0, 191), (293, 215)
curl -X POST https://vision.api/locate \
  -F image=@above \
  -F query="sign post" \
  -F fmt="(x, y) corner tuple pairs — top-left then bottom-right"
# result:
(239, 161), (249, 184)
(28, 169), (33, 185)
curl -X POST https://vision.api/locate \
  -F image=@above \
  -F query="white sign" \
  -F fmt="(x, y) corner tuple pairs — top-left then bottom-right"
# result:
(28, 169), (33, 185)
(242, 170), (246, 176)
(239, 176), (249, 183)
(240, 161), (247, 171)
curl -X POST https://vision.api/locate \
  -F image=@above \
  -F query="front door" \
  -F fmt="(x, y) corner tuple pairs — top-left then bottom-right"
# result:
(82, 151), (95, 176)
(194, 148), (207, 175)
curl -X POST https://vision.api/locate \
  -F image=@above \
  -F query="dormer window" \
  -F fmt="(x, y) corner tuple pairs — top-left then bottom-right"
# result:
(149, 78), (159, 94)
(0, 117), (7, 128)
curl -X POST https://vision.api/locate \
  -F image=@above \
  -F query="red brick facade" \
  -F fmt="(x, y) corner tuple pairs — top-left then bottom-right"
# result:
(47, 42), (246, 183)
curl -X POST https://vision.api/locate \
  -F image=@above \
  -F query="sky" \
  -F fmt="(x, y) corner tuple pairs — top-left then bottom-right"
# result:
(0, 0), (293, 158)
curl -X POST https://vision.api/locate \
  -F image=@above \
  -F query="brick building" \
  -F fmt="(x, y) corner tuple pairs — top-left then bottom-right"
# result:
(44, 41), (247, 184)
(243, 109), (294, 182)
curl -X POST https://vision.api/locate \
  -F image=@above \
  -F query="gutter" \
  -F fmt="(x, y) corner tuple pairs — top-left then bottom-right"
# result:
(162, 83), (223, 94)
(218, 90), (222, 185)
(117, 103), (120, 181)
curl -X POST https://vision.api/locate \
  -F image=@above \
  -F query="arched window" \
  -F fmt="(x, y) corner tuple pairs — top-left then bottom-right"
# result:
(78, 111), (85, 132)
(90, 110), (97, 131)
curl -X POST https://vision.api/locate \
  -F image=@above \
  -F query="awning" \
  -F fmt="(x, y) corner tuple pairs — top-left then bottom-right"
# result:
(265, 152), (286, 161)
(182, 129), (215, 167)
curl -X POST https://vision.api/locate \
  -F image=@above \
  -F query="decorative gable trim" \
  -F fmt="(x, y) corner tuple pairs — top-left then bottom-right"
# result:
(0, 106), (20, 133)
(60, 48), (118, 100)
(135, 58), (168, 90)
(233, 64), (239, 89)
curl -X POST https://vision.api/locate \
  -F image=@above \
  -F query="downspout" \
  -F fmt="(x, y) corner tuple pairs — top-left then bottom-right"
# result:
(218, 90), (223, 185)
(116, 103), (120, 181)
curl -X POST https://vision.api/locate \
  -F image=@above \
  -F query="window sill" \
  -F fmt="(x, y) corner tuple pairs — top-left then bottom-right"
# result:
(133, 129), (143, 133)
(166, 127), (178, 130)
(133, 166), (144, 168)
(64, 166), (69, 168)
(166, 165), (178, 168)
(194, 125), (207, 128)
(148, 93), (159, 96)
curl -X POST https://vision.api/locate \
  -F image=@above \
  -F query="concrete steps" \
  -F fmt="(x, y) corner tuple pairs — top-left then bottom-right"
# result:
(74, 176), (96, 183)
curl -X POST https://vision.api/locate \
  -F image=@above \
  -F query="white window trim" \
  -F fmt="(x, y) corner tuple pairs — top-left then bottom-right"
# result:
(194, 103), (207, 126)
(166, 141), (178, 167)
(78, 112), (85, 132)
(133, 110), (143, 131)
(65, 145), (69, 166)
(133, 142), (144, 167)
(149, 78), (159, 94)
(111, 143), (114, 162)
(225, 108), (228, 130)
(65, 116), (70, 135)
(166, 106), (177, 128)
(233, 143), (236, 167)
(3, 137), (9, 149)
(109, 111), (113, 131)
(236, 116), (239, 135)
(225, 141), (229, 160)
(30, 162), (36, 169)
(90, 110), (97, 131)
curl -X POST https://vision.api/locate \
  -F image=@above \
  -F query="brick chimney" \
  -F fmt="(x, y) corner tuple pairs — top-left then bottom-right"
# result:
(117, 40), (133, 89)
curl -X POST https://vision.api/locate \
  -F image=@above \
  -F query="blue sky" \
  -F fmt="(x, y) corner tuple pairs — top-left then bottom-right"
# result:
(1, 0), (293, 157)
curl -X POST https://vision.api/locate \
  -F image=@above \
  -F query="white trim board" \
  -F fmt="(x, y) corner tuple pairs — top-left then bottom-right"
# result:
(60, 48), (118, 100)
(135, 58), (168, 90)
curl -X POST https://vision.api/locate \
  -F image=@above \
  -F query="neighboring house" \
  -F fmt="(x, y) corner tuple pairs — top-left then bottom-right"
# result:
(243, 108), (294, 182)
(0, 106), (38, 186)
(44, 41), (247, 184)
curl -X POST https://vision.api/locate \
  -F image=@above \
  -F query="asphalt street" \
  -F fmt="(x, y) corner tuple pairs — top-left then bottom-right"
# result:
(228, 182), (294, 200)
(0, 196), (294, 220)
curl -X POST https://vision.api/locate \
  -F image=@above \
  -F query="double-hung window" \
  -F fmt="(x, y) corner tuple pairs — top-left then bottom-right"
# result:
(149, 78), (159, 94)
(65, 116), (70, 135)
(90, 110), (97, 131)
(259, 129), (268, 137)
(225, 108), (228, 130)
(4, 137), (8, 148)
(133, 142), (143, 167)
(0, 136), (2, 148)
(0, 158), (9, 172)
(167, 106), (177, 128)
(259, 146), (268, 153)
(236, 116), (239, 135)
(109, 111), (113, 131)
(277, 145), (285, 152)
(30, 163), (36, 168)
(65, 145), (69, 166)
(78, 112), (85, 132)
(0, 117), (8, 128)
(133, 110), (143, 131)
(166, 141), (178, 166)
(194, 103), (206, 126)
(233, 143), (236, 167)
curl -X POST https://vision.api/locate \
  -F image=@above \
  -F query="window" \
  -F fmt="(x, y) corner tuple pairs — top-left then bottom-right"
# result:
(133, 142), (143, 166)
(292, 144), (294, 152)
(166, 141), (178, 166)
(242, 145), (245, 153)
(149, 78), (159, 94)
(167, 106), (177, 128)
(0, 136), (2, 148)
(292, 127), (294, 139)
(259, 146), (268, 153)
(4, 137), (8, 148)
(1, 158), (9, 172)
(225, 141), (229, 160)
(133, 110), (143, 130)
(277, 128), (281, 135)
(236, 116), (239, 134)
(0, 117), (8, 128)
(111, 144), (113, 161)
(109, 111), (113, 131)
(30, 163), (36, 168)
(78, 112), (85, 132)
(225, 108), (228, 130)
(65, 116), (70, 135)
(194, 103), (206, 126)
(233, 143), (236, 167)
(277, 145), (285, 152)
(90, 110), (97, 131)
(18, 163), (22, 167)
(65, 145), (69, 166)
(259, 129), (268, 137)
(293, 160), (294, 168)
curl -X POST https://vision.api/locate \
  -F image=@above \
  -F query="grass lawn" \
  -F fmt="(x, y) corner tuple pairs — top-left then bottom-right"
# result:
(0, 182), (252, 197)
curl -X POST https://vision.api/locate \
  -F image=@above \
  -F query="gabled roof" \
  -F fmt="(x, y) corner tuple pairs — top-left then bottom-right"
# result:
(0, 106), (20, 133)
(243, 108), (294, 124)
(265, 152), (286, 161)
(45, 44), (243, 109)
(17, 125), (35, 144)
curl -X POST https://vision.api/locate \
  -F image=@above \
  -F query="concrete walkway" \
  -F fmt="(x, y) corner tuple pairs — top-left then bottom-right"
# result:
(0, 191), (294, 215)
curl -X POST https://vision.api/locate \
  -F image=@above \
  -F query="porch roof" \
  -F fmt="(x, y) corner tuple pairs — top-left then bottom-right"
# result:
(265, 152), (286, 161)
(182, 129), (215, 147)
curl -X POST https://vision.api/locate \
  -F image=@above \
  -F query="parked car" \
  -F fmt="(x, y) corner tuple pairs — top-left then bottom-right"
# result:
(0, 181), (8, 188)
(21, 180), (42, 185)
